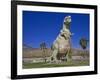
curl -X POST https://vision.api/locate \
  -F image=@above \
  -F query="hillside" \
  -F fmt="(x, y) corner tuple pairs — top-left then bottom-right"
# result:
(23, 45), (89, 58)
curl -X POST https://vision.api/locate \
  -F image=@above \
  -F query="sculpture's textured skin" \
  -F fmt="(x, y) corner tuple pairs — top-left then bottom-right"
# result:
(50, 16), (72, 63)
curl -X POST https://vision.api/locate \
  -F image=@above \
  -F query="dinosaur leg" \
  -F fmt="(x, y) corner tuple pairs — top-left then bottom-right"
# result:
(51, 49), (58, 63)
(66, 49), (72, 62)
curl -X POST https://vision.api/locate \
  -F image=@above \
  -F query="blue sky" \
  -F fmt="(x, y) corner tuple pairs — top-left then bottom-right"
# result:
(23, 11), (90, 49)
